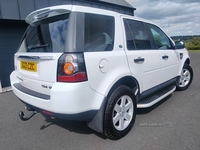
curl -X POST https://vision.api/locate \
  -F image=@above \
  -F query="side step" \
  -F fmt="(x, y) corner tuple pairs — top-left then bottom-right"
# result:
(137, 86), (176, 108)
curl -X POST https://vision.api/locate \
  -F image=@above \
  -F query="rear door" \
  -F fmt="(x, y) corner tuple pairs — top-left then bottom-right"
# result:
(122, 18), (161, 93)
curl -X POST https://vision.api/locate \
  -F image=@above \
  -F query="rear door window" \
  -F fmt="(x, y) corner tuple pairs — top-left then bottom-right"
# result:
(124, 19), (152, 50)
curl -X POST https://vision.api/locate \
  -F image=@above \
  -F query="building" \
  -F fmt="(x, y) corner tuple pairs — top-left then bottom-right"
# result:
(0, 0), (135, 90)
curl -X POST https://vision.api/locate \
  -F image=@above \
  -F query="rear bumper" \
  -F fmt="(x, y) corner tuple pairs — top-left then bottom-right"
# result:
(19, 100), (98, 121)
(10, 71), (105, 121)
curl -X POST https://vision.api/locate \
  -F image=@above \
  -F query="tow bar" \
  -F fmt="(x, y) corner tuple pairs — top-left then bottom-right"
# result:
(18, 107), (38, 121)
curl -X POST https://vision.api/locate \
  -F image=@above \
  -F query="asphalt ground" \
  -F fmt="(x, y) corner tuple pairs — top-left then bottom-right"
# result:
(0, 52), (200, 150)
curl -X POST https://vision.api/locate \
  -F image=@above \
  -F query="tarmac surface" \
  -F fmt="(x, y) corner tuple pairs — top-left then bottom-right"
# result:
(0, 52), (200, 150)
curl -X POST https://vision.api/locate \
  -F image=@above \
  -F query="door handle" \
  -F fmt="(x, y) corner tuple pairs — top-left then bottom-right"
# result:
(134, 57), (145, 64)
(162, 55), (169, 60)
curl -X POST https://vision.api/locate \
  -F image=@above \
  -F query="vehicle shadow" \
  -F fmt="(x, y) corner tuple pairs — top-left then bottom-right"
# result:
(137, 94), (172, 114)
(39, 115), (107, 139)
(38, 94), (172, 139)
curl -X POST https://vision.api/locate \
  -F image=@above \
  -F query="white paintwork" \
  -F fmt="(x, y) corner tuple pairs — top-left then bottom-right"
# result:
(85, 51), (131, 96)
(176, 49), (191, 75)
(10, 4), (191, 118)
(124, 50), (161, 92)
(14, 52), (62, 95)
(158, 50), (180, 84)
(99, 59), (109, 73)
(10, 71), (104, 114)
(120, 16), (161, 92)
(26, 5), (72, 24)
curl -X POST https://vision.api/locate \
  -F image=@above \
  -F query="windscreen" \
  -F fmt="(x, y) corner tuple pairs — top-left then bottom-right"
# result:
(24, 14), (70, 53)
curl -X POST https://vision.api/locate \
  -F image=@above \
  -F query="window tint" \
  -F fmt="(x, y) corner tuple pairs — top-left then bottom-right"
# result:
(25, 14), (69, 53)
(84, 14), (114, 52)
(124, 19), (152, 50)
(147, 24), (172, 49)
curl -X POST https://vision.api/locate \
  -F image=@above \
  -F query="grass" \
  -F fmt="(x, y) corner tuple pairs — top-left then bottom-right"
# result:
(188, 50), (200, 52)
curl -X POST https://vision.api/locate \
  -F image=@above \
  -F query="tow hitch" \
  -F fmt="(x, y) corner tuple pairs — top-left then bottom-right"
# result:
(18, 107), (38, 121)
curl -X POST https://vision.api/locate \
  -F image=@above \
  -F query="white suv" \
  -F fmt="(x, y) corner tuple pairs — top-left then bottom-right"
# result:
(10, 5), (193, 140)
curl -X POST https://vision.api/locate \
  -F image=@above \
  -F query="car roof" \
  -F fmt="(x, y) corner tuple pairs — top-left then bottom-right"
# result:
(96, 0), (135, 9)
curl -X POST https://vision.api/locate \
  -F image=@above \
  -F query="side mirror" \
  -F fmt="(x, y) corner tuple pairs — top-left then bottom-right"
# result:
(175, 41), (185, 49)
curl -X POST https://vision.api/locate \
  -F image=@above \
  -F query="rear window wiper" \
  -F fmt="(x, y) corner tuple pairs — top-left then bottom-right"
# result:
(28, 44), (49, 50)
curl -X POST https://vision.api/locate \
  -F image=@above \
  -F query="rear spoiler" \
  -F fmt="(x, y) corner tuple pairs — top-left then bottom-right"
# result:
(25, 6), (71, 26)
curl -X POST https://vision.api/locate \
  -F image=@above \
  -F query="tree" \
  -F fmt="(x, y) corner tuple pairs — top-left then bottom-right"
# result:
(185, 37), (200, 50)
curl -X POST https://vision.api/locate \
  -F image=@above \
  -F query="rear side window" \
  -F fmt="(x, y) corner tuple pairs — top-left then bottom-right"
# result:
(84, 13), (115, 52)
(147, 24), (173, 49)
(124, 19), (152, 50)
(25, 19), (69, 53)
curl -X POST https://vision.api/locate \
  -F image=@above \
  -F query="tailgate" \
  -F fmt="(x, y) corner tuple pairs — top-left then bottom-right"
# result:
(14, 53), (62, 95)
(13, 6), (72, 94)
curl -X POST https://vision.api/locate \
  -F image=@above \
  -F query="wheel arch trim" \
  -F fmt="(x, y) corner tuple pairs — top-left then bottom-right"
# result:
(178, 56), (191, 76)
(87, 76), (140, 133)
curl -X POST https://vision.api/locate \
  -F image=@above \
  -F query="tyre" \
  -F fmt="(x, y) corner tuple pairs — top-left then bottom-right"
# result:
(103, 85), (136, 140)
(176, 64), (193, 91)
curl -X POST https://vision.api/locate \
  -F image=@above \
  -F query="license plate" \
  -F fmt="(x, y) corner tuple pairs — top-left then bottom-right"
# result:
(20, 61), (37, 72)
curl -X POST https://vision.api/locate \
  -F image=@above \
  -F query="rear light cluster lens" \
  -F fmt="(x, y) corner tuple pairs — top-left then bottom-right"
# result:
(57, 53), (88, 82)
(63, 62), (75, 75)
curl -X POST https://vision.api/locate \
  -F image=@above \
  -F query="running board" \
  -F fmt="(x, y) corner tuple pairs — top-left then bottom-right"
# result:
(137, 86), (176, 108)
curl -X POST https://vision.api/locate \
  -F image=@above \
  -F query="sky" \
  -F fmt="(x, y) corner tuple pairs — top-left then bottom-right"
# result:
(126, 0), (200, 36)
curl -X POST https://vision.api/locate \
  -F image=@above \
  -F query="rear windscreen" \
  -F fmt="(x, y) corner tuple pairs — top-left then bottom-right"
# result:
(25, 15), (69, 53)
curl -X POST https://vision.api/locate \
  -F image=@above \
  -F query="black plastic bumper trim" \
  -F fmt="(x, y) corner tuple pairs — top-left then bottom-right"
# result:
(19, 101), (97, 121)
(13, 83), (50, 100)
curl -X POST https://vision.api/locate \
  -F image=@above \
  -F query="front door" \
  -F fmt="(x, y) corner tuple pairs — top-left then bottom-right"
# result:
(147, 24), (180, 83)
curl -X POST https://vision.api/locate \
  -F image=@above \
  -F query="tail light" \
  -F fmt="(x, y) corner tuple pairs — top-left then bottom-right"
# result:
(57, 53), (87, 82)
